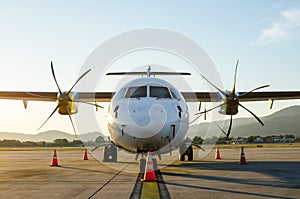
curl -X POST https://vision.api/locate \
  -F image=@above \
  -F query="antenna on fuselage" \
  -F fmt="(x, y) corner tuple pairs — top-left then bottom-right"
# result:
(147, 65), (151, 77)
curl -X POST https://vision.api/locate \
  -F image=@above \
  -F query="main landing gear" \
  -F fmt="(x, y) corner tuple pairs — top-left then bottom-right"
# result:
(179, 143), (193, 161)
(103, 144), (117, 162)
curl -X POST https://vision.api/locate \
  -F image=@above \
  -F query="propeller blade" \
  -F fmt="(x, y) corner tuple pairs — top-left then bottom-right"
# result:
(239, 103), (264, 126)
(192, 144), (205, 151)
(201, 74), (227, 97)
(189, 114), (202, 124)
(238, 85), (270, 97)
(67, 109), (78, 138)
(226, 115), (233, 140)
(213, 121), (228, 137)
(232, 60), (239, 93)
(38, 105), (59, 130)
(51, 61), (62, 95)
(71, 99), (104, 109)
(195, 103), (225, 115)
(67, 69), (92, 95)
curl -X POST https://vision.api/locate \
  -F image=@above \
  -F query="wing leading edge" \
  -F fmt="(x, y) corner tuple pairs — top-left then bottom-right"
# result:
(183, 91), (300, 102)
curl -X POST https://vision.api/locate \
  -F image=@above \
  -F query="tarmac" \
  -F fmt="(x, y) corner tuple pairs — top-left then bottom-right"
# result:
(0, 147), (299, 199)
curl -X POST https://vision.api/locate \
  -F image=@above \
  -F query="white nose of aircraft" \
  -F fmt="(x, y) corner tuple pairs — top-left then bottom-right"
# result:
(121, 102), (168, 138)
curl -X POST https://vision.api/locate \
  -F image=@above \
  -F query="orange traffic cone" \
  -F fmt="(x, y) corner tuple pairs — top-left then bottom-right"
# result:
(239, 147), (247, 164)
(83, 148), (89, 160)
(215, 147), (221, 159)
(142, 152), (156, 182)
(51, 149), (59, 166)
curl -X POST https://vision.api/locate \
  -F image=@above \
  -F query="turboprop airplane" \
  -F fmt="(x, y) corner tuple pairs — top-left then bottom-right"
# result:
(0, 61), (300, 171)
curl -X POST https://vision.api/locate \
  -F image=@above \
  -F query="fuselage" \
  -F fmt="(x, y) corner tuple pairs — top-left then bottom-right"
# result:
(107, 77), (189, 154)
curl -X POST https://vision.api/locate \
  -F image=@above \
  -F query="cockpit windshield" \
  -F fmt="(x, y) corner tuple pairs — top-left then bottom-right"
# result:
(150, 86), (171, 98)
(125, 86), (147, 98)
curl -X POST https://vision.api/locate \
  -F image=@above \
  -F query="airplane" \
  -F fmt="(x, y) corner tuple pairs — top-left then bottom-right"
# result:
(1, 61), (300, 172)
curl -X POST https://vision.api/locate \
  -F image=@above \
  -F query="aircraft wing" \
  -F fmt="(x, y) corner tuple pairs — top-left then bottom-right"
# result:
(1, 91), (300, 103)
(0, 92), (58, 102)
(0, 91), (114, 102)
(182, 91), (300, 102)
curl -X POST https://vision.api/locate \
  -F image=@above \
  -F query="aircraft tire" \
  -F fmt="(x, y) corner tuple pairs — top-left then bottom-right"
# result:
(187, 146), (193, 161)
(103, 144), (117, 162)
(179, 154), (185, 161)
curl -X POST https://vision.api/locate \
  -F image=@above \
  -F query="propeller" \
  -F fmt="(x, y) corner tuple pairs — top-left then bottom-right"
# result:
(197, 60), (269, 139)
(38, 61), (103, 137)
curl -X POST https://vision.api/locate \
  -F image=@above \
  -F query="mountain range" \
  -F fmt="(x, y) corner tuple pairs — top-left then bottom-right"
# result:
(189, 105), (300, 138)
(0, 130), (105, 142)
(1, 105), (300, 142)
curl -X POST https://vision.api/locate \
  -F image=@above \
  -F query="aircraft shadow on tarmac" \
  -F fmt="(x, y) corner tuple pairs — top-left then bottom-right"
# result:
(160, 161), (300, 199)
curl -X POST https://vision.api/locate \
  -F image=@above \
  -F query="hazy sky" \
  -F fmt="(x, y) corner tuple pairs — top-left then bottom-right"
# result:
(0, 1), (300, 135)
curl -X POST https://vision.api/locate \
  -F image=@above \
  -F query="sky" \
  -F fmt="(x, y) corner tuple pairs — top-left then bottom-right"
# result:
(0, 0), (300, 135)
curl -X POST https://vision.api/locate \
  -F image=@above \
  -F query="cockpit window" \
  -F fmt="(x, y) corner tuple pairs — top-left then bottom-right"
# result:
(150, 86), (171, 98)
(170, 88), (181, 100)
(113, 88), (126, 100)
(125, 86), (147, 98)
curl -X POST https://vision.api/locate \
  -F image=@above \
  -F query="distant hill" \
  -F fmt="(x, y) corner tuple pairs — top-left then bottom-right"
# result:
(189, 105), (300, 138)
(0, 130), (105, 142)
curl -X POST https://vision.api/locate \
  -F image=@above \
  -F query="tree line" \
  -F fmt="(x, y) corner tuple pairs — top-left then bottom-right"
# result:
(0, 136), (106, 147)
(192, 134), (300, 145)
(1, 135), (299, 147)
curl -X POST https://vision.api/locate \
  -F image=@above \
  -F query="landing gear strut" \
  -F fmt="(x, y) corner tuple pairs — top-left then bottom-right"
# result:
(103, 144), (117, 162)
(179, 144), (193, 161)
(139, 158), (146, 173)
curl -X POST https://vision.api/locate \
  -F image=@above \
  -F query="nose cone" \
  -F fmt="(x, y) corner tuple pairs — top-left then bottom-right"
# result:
(129, 105), (151, 127)
(130, 104), (166, 126)
(123, 103), (167, 138)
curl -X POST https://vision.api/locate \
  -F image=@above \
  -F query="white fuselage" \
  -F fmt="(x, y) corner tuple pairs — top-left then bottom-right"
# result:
(107, 77), (189, 154)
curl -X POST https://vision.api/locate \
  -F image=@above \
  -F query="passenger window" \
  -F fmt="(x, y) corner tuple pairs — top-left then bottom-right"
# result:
(150, 86), (171, 98)
(125, 86), (147, 98)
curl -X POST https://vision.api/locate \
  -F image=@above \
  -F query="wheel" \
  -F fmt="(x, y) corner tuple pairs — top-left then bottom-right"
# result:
(179, 154), (185, 161)
(111, 145), (117, 162)
(179, 143), (187, 161)
(103, 144), (117, 162)
(187, 146), (193, 161)
(179, 143), (187, 155)
(139, 158), (146, 173)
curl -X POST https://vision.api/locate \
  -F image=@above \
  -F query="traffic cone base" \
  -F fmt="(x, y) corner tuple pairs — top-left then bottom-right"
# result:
(83, 149), (89, 160)
(142, 152), (156, 182)
(51, 149), (59, 166)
